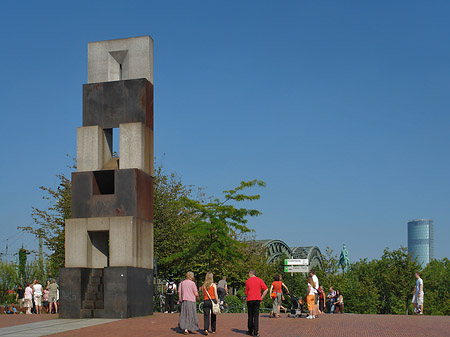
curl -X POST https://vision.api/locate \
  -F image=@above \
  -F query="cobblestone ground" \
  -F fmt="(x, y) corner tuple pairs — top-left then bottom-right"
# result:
(0, 313), (57, 328)
(47, 312), (450, 337)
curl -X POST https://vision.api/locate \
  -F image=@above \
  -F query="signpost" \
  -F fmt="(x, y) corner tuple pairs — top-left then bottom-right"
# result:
(284, 259), (308, 266)
(284, 258), (309, 296)
(284, 265), (309, 273)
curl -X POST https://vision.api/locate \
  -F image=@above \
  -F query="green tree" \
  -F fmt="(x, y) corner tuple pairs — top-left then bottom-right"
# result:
(373, 247), (419, 314)
(18, 248), (28, 282)
(153, 165), (194, 279)
(169, 180), (266, 279)
(0, 261), (19, 304)
(345, 259), (380, 314)
(421, 258), (450, 315)
(19, 174), (71, 277)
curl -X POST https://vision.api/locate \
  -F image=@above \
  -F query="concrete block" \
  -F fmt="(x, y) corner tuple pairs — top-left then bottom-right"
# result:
(88, 36), (154, 84)
(83, 79), (153, 129)
(87, 217), (110, 231)
(119, 122), (153, 176)
(65, 219), (89, 267)
(137, 219), (153, 269)
(71, 169), (153, 222)
(77, 126), (112, 172)
(109, 216), (136, 267)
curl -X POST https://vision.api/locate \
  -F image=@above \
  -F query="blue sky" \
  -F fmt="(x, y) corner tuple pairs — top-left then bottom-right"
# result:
(1, 1), (449, 263)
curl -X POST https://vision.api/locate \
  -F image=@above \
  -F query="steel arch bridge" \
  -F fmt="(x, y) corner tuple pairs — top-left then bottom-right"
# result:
(254, 240), (323, 269)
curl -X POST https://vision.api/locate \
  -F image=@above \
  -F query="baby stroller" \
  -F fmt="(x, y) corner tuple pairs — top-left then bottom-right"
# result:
(287, 295), (303, 318)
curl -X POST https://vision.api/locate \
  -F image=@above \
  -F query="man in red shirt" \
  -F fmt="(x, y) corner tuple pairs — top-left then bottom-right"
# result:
(245, 270), (268, 337)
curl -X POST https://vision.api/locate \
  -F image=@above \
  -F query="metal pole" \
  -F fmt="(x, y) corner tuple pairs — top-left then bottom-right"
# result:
(291, 256), (294, 295)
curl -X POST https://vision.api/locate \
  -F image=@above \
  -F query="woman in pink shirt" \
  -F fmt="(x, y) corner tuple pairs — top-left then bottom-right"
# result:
(178, 271), (199, 335)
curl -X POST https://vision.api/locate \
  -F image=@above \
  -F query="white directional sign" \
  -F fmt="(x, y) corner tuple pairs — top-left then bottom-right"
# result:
(284, 259), (308, 266)
(284, 265), (309, 273)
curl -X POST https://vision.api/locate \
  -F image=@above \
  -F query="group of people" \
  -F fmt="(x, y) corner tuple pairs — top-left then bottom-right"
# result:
(326, 287), (344, 314)
(170, 269), (424, 336)
(176, 271), (220, 335)
(174, 270), (265, 336)
(9, 279), (59, 315)
(173, 269), (330, 336)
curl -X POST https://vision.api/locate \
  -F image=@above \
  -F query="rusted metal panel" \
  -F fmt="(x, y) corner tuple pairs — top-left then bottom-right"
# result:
(83, 79), (153, 130)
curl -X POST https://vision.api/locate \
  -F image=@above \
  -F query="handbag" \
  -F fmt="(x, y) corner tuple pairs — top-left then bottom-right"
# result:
(204, 285), (221, 315)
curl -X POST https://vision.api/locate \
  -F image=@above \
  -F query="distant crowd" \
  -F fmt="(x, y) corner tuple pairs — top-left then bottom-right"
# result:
(3, 279), (59, 315)
(165, 268), (424, 336)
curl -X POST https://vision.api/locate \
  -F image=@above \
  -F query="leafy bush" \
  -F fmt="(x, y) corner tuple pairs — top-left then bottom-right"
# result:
(225, 295), (245, 313)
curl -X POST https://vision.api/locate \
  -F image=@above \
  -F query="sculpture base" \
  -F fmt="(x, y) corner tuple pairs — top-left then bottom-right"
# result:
(59, 267), (153, 318)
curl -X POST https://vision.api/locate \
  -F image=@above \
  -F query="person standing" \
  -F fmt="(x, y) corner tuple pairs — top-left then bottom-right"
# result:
(309, 269), (320, 316)
(318, 286), (325, 314)
(306, 277), (316, 319)
(178, 272), (200, 335)
(32, 280), (43, 314)
(269, 274), (289, 318)
(15, 285), (25, 310)
(412, 272), (424, 315)
(202, 272), (219, 335)
(48, 279), (59, 314)
(245, 270), (268, 337)
(24, 283), (33, 314)
(334, 289), (344, 313)
(165, 278), (177, 313)
(43, 286), (50, 313)
(217, 276), (228, 306)
(327, 287), (336, 314)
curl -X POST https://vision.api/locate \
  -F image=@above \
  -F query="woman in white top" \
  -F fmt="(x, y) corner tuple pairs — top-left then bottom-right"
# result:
(24, 283), (33, 314)
(32, 280), (43, 314)
(306, 277), (316, 319)
(335, 289), (344, 314)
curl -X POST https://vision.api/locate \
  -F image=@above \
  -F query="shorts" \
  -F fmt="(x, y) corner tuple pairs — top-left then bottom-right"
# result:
(34, 294), (42, 306)
(412, 293), (424, 306)
(50, 296), (58, 303)
(18, 298), (25, 308)
(24, 298), (32, 308)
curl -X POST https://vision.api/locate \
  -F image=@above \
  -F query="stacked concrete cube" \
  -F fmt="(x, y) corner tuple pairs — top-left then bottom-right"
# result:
(60, 36), (154, 318)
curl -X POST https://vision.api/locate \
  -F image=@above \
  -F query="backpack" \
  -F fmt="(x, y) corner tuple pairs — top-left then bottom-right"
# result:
(166, 282), (175, 295)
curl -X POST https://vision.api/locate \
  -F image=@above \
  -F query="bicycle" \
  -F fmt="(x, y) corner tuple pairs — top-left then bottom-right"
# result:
(153, 293), (166, 312)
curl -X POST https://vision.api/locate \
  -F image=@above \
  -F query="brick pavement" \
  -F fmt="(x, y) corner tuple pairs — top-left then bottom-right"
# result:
(0, 314), (57, 328)
(46, 312), (450, 337)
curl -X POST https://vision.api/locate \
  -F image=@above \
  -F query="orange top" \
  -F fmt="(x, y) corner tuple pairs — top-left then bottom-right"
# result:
(203, 284), (216, 300)
(272, 281), (282, 293)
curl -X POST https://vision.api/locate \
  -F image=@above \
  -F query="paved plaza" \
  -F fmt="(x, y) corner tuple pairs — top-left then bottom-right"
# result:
(1, 313), (449, 337)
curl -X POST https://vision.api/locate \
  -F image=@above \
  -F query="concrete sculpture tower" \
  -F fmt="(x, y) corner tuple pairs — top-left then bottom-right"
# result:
(60, 36), (154, 318)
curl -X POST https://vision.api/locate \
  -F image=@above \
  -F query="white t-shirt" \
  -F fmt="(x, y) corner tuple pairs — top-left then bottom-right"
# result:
(308, 283), (315, 295)
(312, 275), (319, 294)
(24, 286), (33, 300)
(415, 278), (423, 295)
(33, 284), (43, 296)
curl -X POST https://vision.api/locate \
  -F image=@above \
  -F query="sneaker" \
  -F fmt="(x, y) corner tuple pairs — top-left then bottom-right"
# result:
(164, 311), (168, 313)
